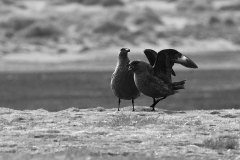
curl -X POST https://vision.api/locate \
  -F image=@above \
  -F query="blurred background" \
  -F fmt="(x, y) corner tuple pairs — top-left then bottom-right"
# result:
(0, 0), (239, 111)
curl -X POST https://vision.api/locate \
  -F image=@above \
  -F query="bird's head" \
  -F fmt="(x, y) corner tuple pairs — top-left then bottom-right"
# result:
(161, 49), (198, 68)
(119, 48), (130, 58)
(120, 48), (130, 53)
(128, 60), (151, 73)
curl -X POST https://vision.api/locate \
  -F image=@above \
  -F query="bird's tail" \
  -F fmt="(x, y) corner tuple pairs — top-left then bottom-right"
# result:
(172, 80), (186, 90)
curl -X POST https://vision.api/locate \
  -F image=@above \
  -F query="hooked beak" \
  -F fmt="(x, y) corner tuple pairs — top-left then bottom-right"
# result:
(174, 55), (198, 68)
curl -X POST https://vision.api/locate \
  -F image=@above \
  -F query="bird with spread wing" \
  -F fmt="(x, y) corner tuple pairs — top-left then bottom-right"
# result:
(128, 49), (198, 111)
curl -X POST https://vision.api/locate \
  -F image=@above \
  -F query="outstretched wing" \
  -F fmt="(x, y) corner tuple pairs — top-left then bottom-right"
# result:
(144, 49), (176, 76)
(153, 51), (168, 75)
(144, 49), (157, 66)
(171, 68), (176, 76)
(153, 50), (177, 82)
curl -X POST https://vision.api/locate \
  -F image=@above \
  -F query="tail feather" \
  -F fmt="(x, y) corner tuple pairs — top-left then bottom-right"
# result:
(173, 85), (184, 90)
(172, 80), (186, 91)
(172, 80), (186, 86)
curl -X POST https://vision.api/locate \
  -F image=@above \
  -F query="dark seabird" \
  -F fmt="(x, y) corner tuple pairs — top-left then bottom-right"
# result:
(111, 48), (140, 111)
(129, 49), (198, 111)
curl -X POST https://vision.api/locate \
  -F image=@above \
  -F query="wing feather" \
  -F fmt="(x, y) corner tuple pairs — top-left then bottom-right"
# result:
(144, 49), (157, 66)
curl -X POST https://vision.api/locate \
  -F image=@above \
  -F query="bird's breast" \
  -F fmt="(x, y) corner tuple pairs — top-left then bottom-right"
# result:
(111, 66), (139, 99)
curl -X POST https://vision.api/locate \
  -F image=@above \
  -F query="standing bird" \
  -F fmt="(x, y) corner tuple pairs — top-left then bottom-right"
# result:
(111, 48), (140, 111)
(129, 49), (198, 111)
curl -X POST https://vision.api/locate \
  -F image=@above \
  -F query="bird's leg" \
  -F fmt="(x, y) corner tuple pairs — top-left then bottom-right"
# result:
(150, 97), (167, 111)
(156, 96), (167, 103)
(153, 98), (155, 104)
(118, 99), (121, 111)
(150, 98), (156, 111)
(132, 99), (135, 112)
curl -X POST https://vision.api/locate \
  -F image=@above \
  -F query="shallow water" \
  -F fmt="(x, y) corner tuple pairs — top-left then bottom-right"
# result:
(0, 69), (239, 111)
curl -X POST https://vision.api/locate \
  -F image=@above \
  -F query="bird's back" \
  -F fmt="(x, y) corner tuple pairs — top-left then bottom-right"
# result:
(133, 67), (174, 98)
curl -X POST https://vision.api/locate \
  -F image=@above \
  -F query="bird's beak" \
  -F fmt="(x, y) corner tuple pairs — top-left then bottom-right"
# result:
(174, 55), (198, 68)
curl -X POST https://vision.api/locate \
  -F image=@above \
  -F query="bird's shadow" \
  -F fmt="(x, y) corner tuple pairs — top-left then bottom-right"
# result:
(123, 106), (186, 114)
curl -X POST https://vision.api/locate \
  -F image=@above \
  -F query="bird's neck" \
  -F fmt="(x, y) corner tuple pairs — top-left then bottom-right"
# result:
(118, 56), (130, 64)
(119, 51), (129, 58)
